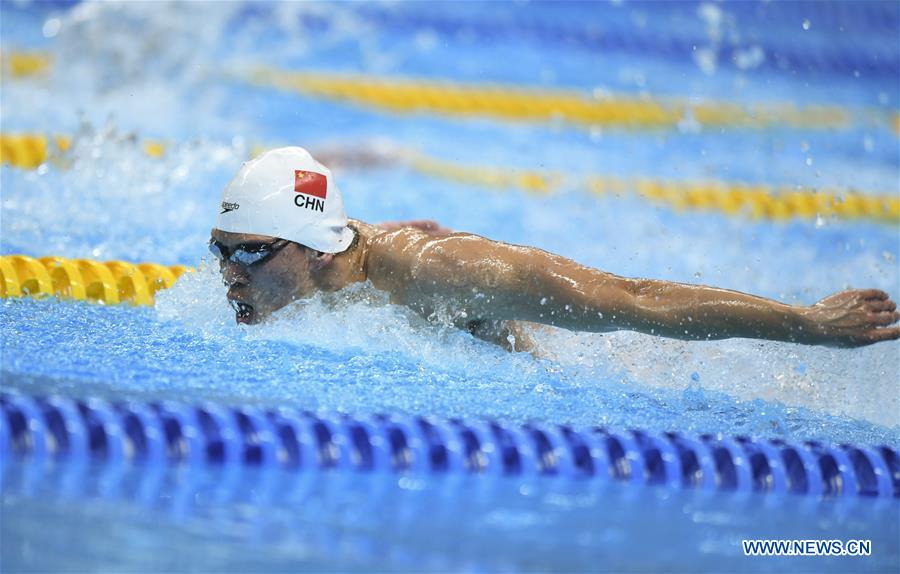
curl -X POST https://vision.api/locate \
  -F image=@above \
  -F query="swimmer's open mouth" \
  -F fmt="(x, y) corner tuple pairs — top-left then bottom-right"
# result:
(229, 299), (255, 324)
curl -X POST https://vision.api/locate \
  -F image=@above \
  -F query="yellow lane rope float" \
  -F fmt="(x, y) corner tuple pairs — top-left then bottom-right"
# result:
(246, 67), (900, 134)
(3, 132), (898, 224)
(0, 255), (191, 305)
(0, 134), (67, 169)
(3, 51), (896, 133)
(0, 133), (163, 169)
(247, 68), (853, 131)
(405, 153), (900, 223)
(0, 50), (51, 78)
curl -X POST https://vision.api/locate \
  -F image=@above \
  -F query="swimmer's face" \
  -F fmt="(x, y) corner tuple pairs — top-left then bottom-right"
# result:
(210, 229), (320, 325)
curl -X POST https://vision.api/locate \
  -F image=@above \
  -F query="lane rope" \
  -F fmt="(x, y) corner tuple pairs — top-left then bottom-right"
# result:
(0, 50), (51, 78)
(404, 153), (900, 224)
(336, 3), (900, 78)
(3, 51), (896, 134)
(3, 132), (898, 224)
(248, 67), (863, 132)
(2, 390), (897, 498)
(0, 254), (190, 306)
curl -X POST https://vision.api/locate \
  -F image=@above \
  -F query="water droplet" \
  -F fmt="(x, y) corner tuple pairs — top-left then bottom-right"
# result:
(863, 136), (874, 153)
(42, 18), (61, 38)
(802, 19), (810, 30)
(540, 297), (547, 306)
(691, 372), (701, 382)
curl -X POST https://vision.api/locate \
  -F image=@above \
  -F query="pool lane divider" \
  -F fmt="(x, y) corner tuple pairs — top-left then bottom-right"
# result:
(1, 391), (897, 499)
(404, 153), (900, 224)
(4, 51), (897, 134)
(2, 133), (899, 225)
(0, 255), (190, 306)
(0, 50), (51, 78)
(341, 3), (900, 79)
(246, 68), (900, 135)
(0, 133), (164, 170)
(247, 68), (852, 131)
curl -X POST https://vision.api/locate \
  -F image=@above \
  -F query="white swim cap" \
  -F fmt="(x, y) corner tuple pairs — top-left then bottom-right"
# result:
(215, 147), (355, 253)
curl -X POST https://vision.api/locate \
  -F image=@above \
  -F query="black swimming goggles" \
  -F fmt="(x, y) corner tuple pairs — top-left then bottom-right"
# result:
(208, 238), (291, 267)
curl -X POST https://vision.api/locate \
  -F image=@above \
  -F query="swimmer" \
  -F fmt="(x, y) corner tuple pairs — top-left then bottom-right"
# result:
(210, 147), (900, 351)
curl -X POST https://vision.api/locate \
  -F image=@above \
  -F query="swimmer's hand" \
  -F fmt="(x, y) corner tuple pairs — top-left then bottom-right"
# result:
(377, 220), (453, 236)
(801, 289), (900, 347)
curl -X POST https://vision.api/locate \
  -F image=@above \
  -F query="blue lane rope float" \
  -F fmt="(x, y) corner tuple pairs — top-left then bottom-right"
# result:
(725, 0), (900, 38)
(1, 392), (897, 499)
(9, 0), (898, 76)
(288, 3), (900, 79)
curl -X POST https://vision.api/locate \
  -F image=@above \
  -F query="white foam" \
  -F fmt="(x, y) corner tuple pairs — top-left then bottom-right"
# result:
(154, 263), (548, 383)
(534, 326), (899, 428)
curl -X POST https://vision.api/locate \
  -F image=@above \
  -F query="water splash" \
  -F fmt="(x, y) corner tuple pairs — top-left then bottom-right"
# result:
(0, 122), (243, 264)
(146, 262), (900, 440)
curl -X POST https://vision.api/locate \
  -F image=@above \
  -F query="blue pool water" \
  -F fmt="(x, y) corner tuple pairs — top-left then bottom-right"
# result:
(2, 1), (899, 572)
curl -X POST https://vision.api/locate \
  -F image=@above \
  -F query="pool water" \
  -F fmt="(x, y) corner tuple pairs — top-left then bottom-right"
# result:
(3, 462), (898, 573)
(1, 1), (898, 572)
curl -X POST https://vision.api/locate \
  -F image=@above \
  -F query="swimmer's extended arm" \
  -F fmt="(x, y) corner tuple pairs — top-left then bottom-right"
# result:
(409, 234), (900, 347)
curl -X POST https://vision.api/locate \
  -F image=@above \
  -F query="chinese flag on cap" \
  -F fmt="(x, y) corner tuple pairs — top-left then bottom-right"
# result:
(294, 170), (327, 199)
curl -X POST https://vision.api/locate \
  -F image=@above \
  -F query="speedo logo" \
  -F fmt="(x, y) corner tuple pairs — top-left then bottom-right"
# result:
(294, 170), (326, 213)
(220, 201), (239, 214)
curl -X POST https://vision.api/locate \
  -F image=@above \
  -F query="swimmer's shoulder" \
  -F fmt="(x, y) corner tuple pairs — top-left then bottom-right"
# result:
(353, 219), (479, 288)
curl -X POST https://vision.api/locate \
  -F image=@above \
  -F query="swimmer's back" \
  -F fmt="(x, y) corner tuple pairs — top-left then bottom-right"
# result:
(362, 223), (538, 352)
(363, 222), (549, 320)
(362, 222), (476, 306)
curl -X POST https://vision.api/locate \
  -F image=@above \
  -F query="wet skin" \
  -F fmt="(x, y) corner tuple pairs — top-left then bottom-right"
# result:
(211, 220), (900, 349)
